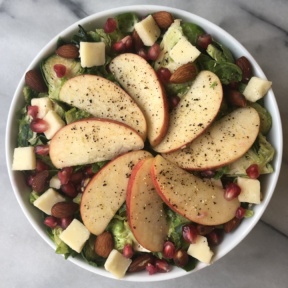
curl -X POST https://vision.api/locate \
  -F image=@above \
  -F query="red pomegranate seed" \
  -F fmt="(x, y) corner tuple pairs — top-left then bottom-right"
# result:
(155, 259), (171, 272)
(246, 164), (260, 179)
(34, 144), (49, 155)
(156, 67), (172, 84)
(58, 167), (73, 185)
(44, 216), (59, 229)
(173, 249), (189, 267)
(163, 241), (176, 259)
(197, 33), (212, 50)
(27, 105), (38, 119)
(61, 182), (78, 198)
(113, 35), (133, 53)
(36, 159), (50, 171)
(70, 171), (84, 184)
(137, 48), (149, 60)
(123, 244), (134, 258)
(84, 165), (94, 176)
(104, 17), (117, 33)
(30, 118), (49, 133)
(26, 174), (34, 187)
(207, 229), (224, 246)
(224, 182), (241, 200)
(169, 95), (180, 109)
(146, 263), (158, 275)
(182, 223), (198, 243)
(53, 64), (66, 78)
(235, 206), (246, 219)
(58, 216), (73, 229)
(112, 41), (125, 52)
(147, 43), (161, 61)
(200, 170), (215, 178)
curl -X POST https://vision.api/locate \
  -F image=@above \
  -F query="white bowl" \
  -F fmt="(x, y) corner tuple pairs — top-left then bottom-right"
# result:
(6, 5), (283, 282)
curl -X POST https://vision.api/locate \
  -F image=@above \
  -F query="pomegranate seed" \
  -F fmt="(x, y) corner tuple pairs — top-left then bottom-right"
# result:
(147, 43), (161, 61)
(122, 35), (133, 51)
(61, 182), (78, 198)
(26, 174), (34, 187)
(200, 170), (215, 178)
(113, 35), (133, 53)
(156, 67), (172, 84)
(44, 216), (59, 229)
(58, 167), (73, 185)
(112, 41), (125, 53)
(224, 182), (241, 200)
(34, 144), (49, 155)
(137, 48), (149, 60)
(84, 165), (94, 176)
(123, 244), (134, 258)
(155, 259), (171, 272)
(146, 263), (158, 275)
(197, 33), (212, 50)
(58, 216), (73, 229)
(163, 241), (176, 259)
(30, 118), (49, 133)
(173, 249), (189, 267)
(104, 17), (117, 33)
(207, 229), (224, 246)
(36, 159), (50, 171)
(70, 171), (84, 184)
(53, 64), (66, 78)
(235, 206), (246, 219)
(182, 223), (198, 243)
(169, 95), (180, 109)
(27, 105), (38, 119)
(196, 224), (215, 235)
(246, 164), (260, 179)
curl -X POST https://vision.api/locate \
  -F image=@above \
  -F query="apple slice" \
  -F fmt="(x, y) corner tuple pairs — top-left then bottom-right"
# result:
(163, 107), (260, 170)
(80, 150), (152, 235)
(59, 74), (147, 140)
(151, 155), (239, 226)
(49, 118), (144, 169)
(127, 157), (168, 252)
(109, 53), (169, 147)
(153, 71), (223, 153)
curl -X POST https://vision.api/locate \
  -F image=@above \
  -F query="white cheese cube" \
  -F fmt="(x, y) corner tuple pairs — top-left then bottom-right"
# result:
(104, 249), (132, 279)
(79, 42), (106, 67)
(12, 146), (36, 170)
(134, 15), (161, 46)
(43, 110), (65, 139)
(49, 174), (61, 189)
(31, 97), (53, 119)
(187, 235), (214, 264)
(237, 177), (261, 204)
(59, 219), (90, 253)
(243, 76), (272, 102)
(33, 188), (65, 215)
(169, 37), (201, 64)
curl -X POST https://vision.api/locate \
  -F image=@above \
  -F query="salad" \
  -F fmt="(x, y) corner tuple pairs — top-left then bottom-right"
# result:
(12, 10), (275, 279)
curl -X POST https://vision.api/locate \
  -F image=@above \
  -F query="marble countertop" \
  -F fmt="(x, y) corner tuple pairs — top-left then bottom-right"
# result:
(1, 0), (287, 287)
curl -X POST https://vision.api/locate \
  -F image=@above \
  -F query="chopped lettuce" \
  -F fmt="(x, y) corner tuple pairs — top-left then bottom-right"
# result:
(115, 12), (139, 33)
(65, 107), (92, 124)
(181, 22), (205, 45)
(249, 102), (272, 135)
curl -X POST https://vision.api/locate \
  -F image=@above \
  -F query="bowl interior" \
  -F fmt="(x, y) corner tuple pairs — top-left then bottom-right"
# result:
(5, 5), (283, 282)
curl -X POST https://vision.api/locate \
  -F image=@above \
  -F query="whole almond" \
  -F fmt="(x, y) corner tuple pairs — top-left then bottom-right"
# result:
(51, 201), (79, 218)
(235, 56), (252, 83)
(56, 44), (79, 59)
(152, 11), (174, 29)
(25, 69), (47, 92)
(226, 89), (247, 107)
(94, 231), (114, 258)
(170, 63), (198, 84)
(31, 170), (49, 194)
(127, 253), (154, 273)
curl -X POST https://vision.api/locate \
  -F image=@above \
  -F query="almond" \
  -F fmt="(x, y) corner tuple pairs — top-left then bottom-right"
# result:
(25, 69), (47, 92)
(51, 201), (79, 218)
(31, 170), (49, 194)
(56, 44), (79, 59)
(94, 231), (114, 258)
(169, 63), (198, 84)
(127, 253), (154, 273)
(235, 56), (252, 83)
(152, 11), (174, 30)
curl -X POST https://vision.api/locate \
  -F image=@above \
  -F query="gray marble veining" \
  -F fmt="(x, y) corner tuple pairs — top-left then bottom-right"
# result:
(1, 0), (287, 287)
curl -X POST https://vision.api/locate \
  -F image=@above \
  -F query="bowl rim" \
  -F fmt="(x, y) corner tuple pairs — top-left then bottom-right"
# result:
(5, 4), (283, 282)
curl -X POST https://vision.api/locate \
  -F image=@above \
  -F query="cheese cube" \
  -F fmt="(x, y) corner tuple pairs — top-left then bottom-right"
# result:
(104, 249), (132, 279)
(134, 15), (161, 46)
(59, 219), (90, 253)
(79, 42), (106, 67)
(12, 146), (36, 170)
(237, 177), (261, 204)
(31, 97), (53, 119)
(49, 174), (61, 189)
(169, 37), (201, 64)
(187, 235), (214, 264)
(33, 188), (65, 215)
(43, 110), (65, 139)
(243, 76), (272, 102)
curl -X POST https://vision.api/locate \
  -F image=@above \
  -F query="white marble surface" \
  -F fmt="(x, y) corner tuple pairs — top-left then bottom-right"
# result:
(1, 0), (288, 287)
